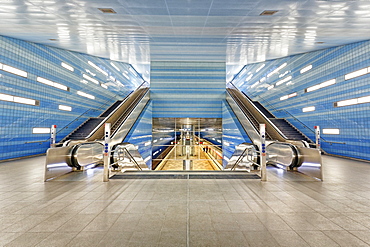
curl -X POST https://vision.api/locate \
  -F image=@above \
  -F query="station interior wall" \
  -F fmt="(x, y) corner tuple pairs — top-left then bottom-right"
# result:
(150, 61), (226, 118)
(0, 35), (142, 160)
(232, 40), (370, 161)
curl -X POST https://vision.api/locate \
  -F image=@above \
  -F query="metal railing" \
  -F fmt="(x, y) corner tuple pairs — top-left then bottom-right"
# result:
(111, 146), (142, 171)
(231, 146), (259, 171)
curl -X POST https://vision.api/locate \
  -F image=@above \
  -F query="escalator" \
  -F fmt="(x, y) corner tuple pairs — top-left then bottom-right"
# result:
(45, 83), (150, 180)
(226, 83), (322, 180)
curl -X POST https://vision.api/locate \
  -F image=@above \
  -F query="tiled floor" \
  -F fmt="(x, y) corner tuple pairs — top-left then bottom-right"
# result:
(1, 155), (370, 246)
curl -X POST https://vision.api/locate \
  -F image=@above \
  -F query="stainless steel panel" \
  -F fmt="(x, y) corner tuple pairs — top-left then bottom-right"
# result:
(225, 143), (258, 171)
(266, 142), (297, 168)
(44, 146), (73, 181)
(111, 143), (149, 171)
(226, 92), (261, 147)
(296, 147), (323, 180)
(110, 91), (150, 147)
(73, 142), (104, 168)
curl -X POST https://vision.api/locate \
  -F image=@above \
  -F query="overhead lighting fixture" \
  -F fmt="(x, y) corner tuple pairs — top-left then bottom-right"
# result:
(334, 95), (370, 107)
(300, 65), (312, 74)
(61, 62), (74, 72)
(305, 79), (336, 93)
(32, 127), (51, 134)
(344, 67), (368, 80)
(302, 106), (315, 112)
(58, 105), (72, 111)
(322, 129), (340, 135)
(260, 10), (278, 16)
(98, 8), (116, 14)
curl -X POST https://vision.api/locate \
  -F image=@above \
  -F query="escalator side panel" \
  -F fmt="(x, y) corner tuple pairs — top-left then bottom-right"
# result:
(226, 92), (261, 147)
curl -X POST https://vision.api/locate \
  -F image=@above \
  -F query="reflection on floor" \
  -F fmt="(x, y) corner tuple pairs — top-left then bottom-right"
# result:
(156, 145), (219, 170)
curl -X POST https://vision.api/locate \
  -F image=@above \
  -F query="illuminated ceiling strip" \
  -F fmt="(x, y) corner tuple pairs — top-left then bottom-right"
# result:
(344, 67), (368, 80)
(83, 74), (99, 84)
(305, 79), (336, 93)
(300, 65), (312, 74)
(322, 129), (340, 135)
(267, 63), (287, 78)
(61, 62), (74, 72)
(77, 91), (95, 99)
(88, 61), (108, 76)
(302, 106), (315, 112)
(1, 64), (28, 77)
(0, 92), (38, 105)
(335, 95), (370, 107)
(37, 77), (69, 91)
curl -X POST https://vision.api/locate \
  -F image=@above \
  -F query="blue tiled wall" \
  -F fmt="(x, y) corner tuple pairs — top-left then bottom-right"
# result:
(124, 101), (153, 168)
(0, 35), (142, 161)
(150, 61), (226, 118)
(222, 101), (252, 167)
(231, 40), (370, 161)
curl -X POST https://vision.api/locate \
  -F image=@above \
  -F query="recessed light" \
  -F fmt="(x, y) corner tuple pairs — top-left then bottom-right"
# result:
(260, 10), (278, 16)
(98, 8), (116, 14)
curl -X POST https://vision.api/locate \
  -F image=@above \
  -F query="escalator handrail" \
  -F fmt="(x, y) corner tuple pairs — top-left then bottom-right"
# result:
(86, 87), (148, 140)
(227, 83), (288, 140)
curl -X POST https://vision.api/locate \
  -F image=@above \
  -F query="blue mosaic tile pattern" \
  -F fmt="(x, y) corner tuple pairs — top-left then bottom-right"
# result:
(150, 61), (226, 118)
(0, 35), (142, 160)
(231, 40), (370, 161)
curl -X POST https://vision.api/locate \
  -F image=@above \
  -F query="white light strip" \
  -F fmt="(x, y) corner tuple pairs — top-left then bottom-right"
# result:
(302, 106), (315, 112)
(77, 91), (95, 99)
(344, 67), (368, 80)
(256, 64), (265, 72)
(2, 64), (28, 77)
(61, 62), (74, 71)
(300, 65), (312, 74)
(0, 93), (38, 105)
(32, 127), (51, 134)
(251, 81), (259, 88)
(306, 79), (336, 93)
(101, 84), (108, 89)
(335, 95), (370, 107)
(88, 61), (108, 76)
(245, 74), (253, 81)
(259, 77), (266, 83)
(110, 62), (120, 71)
(280, 92), (297, 101)
(122, 72), (130, 80)
(322, 129), (340, 135)
(129, 67), (137, 76)
(267, 63), (287, 78)
(82, 74), (99, 84)
(276, 76), (292, 86)
(267, 85), (274, 90)
(0, 63), (3, 70)
(58, 105), (72, 111)
(37, 77), (68, 91)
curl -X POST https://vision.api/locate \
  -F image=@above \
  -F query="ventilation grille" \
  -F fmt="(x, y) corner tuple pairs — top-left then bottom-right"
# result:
(260, 10), (278, 16)
(98, 8), (116, 14)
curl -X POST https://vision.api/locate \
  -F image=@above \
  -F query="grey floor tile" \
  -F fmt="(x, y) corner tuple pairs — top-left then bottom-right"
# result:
(270, 230), (310, 247)
(323, 230), (369, 247)
(65, 231), (107, 247)
(158, 230), (187, 247)
(296, 230), (340, 247)
(4, 232), (49, 247)
(243, 231), (280, 247)
(35, 232), (77, 247)
(189, 231), (219, 247)
(348, 231), (370, 245)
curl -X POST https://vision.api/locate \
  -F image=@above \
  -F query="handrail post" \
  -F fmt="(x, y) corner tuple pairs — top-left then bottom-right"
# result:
(103, 123), (111, 182)
(260, 124), (267, 181)
(314, 126), (321, 151)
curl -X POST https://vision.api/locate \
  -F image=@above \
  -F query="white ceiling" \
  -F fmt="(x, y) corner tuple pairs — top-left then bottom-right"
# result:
(1, 0), (370, 72)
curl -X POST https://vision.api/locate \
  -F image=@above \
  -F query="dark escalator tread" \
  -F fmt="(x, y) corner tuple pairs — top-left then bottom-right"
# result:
(100, 100), (123, 117)
(253, 101), (275, 118)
